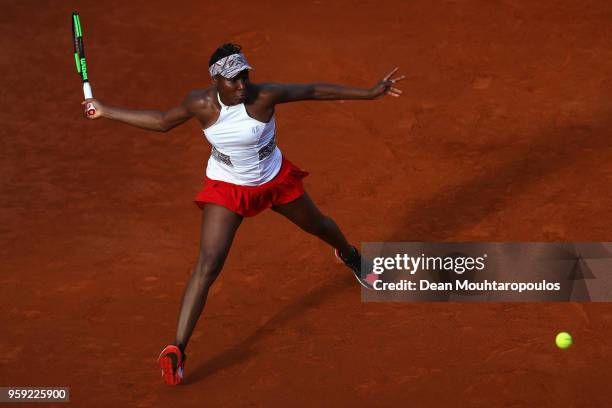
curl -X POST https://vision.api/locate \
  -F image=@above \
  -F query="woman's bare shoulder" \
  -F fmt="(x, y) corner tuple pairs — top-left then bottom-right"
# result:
(251, 83), (285, 105)
(185, 87), (217, 111)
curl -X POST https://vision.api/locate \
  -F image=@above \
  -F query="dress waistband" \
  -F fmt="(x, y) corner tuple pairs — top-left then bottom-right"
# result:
(211, 135), (277, 167)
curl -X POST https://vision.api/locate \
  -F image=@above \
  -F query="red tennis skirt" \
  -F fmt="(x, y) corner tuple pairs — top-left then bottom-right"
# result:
(194, 157), (309, 217)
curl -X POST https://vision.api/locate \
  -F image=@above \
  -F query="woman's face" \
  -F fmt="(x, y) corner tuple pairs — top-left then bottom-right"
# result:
(215, 69), (250, 105)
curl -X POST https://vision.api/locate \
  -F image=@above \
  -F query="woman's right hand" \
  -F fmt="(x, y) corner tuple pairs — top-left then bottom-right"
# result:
(81, 98), (103, 119)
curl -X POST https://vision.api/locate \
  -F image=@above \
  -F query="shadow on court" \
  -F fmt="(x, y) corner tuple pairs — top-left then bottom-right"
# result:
(187, 272), (354, 384)
(388, 121), (609, 241)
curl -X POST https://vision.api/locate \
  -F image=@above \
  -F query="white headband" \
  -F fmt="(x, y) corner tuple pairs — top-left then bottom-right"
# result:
(209, 53), (252, 78)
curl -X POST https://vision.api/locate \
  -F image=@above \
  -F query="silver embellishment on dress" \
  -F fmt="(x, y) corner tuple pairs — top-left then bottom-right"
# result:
(258, 135), (277, 160)
(211, 146), (233, 167)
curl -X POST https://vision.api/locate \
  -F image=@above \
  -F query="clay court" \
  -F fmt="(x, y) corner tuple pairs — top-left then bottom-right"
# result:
(2, 0), (612, 406)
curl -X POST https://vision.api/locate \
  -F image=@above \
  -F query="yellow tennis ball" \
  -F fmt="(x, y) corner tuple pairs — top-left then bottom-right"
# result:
(556, 332), (573, 349)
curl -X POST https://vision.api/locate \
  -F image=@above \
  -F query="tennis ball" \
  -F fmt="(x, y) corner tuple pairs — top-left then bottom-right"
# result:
(555, 332), (573, 349)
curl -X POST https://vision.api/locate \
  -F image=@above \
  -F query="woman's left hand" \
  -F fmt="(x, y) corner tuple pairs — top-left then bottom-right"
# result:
(369, 68), (406, 99)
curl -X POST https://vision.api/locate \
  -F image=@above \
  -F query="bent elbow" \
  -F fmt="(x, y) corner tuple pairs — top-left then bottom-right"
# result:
(157, 119), (171, 133)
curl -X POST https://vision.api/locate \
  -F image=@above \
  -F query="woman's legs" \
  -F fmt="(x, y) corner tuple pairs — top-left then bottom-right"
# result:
(271, 192), (353, 258)
(174, 203), (243, 353)
(272, 192), (375, 289)
(174, 190), (356, 355)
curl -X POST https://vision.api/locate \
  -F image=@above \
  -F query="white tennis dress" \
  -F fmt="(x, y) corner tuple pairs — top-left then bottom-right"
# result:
(203, 91), (282, 186)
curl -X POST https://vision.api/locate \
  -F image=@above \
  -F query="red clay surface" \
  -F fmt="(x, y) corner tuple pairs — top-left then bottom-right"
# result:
(2, 0), (612, 406)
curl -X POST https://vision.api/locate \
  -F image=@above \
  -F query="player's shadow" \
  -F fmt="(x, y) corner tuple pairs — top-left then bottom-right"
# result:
(387, 122), (607, 241)
(186, 272), (353, 384)
(382, 120), (611, 301)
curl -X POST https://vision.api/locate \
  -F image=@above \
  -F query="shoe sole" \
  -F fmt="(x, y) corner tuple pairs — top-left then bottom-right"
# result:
(353, 272), (376, 290)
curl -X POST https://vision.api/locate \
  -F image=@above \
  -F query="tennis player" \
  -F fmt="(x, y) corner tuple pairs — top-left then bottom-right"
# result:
(82, 43), (405, 385)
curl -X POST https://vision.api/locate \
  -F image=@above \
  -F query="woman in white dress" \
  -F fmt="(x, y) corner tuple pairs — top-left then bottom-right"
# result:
(82, 43), (405, 385)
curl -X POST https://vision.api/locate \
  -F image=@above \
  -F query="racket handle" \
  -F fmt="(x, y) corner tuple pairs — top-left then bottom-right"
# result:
(82, 82), (96, 116)
(82, 81), (93, 99)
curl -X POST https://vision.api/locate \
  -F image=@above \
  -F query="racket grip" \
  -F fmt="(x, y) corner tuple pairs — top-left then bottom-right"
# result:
(82, 81), (93, 99)
(82, 82), (96, 116)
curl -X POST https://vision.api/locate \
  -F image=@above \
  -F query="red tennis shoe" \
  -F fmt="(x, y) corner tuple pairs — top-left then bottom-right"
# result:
(157, 345), (185, 385)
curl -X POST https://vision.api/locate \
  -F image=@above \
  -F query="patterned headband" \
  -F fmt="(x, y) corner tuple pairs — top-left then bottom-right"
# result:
(208, 53), (252, 78)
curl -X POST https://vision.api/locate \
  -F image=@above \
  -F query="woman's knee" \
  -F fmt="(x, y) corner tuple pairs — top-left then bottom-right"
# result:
(193, 253), (225, 285)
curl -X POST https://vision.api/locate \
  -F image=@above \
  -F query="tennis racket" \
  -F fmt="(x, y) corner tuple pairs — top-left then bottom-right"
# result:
(72, 11), (96, 116)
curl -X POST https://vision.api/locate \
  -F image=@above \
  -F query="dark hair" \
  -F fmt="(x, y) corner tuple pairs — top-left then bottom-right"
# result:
(209, 43), (242, 67)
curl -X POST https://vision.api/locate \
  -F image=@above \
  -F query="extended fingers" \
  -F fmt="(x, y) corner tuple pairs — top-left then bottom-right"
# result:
(383, 67), (399, 81)
(386, 86), (403, 97)
(389, 74), (406, 84)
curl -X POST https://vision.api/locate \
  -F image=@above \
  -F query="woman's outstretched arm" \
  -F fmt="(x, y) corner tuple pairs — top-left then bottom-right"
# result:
(264, 68), (406, 104)
(81, 90), (203, 132)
